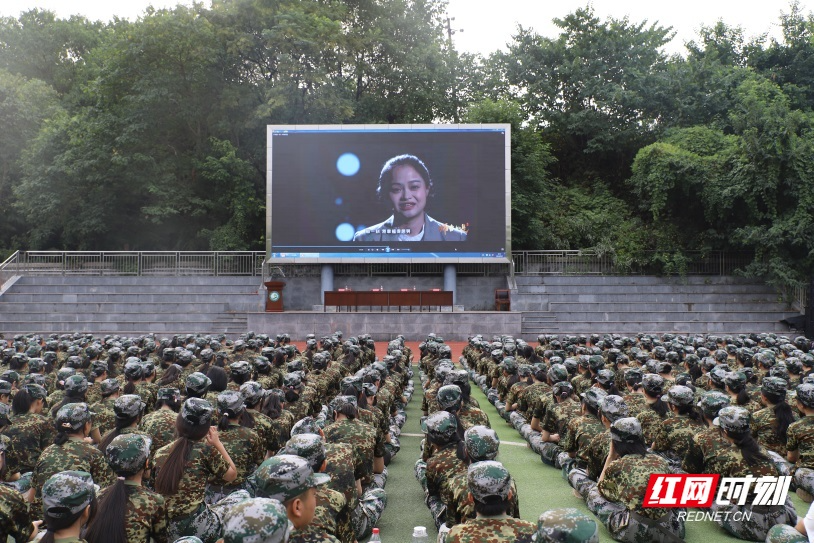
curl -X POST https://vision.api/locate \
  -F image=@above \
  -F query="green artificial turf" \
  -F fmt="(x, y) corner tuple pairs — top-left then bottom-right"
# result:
(370, 361), (808, 542)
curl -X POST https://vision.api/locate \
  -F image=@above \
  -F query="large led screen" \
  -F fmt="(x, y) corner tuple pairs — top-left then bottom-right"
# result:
(266, 125), (510, 262)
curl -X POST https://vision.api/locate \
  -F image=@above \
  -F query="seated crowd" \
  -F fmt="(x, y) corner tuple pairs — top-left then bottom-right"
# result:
(0, 331), (414, 543)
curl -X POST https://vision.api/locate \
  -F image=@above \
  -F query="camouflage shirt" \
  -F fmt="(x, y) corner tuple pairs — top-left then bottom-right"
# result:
(0, 484), (33, 542)
(598, 453), (671, 520)
(561, 414), (603, 455)
(682, 426), (732, 474)
(635, 405), (667, 446)
(787, 415), (814, 469)
(571, 374), (592, 396)
(288, 525), (341, 543)
(247, 410), (279, 455)
(324, 442), (358, 511)
(751, 406), (797, 456)
(139, 408), (178, 453)
(541, 399), (581, 437)
(446, 516), (535, 543)
(323, 419), (376, 483)
(714, 444), (779, 502)
(517, 382), (549, 419)
(116, 481), (168, 543)
(218, 423), (264, 486)
(426, 443), (466, 502)
(458, 406), (490, 431)
(33, 437), (115, 507)
(153, 440), (230, 520)
(89, 397), (117, 438)
(581, 430), (611, 481)
(3, 412), (56, 473)
(652, 415), (705, 457)
(447, 474), (520, 528)
(312, 484), (349, 541)
(621, 393), (647, 417)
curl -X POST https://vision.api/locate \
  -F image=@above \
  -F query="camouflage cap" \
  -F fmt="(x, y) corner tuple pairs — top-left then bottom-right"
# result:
(708, 365), (729, 386)
(22, 383), (47, 400)
(661, 385), (695, 407)
(124, 359), (144, 380)
(290, 416), (320, 436)
(535, 508), (599, 543)
(599, 395), (629, 422)
(624, 367), (643, 384)
(157, 387), (181, 402)
(548, 364), (569, 384)
(56, 403), (95, 431)
(180, 397), (214, 426)
(63, 374), (88, 394)
(0, 403), (10, 423)
(218, 390), (245, 417)
(27, 358), (44, 372)
(552, 381), (574, 398)
(421, 410), (458, 442)
(286, 359), (303, 373)
(42, 471), (94, 519)
(230, 361), (252, 376)
(0, 370), (19, 383)
(713, 406), (751, 433)
(761, 376), (788, 397)
(222, 497), (291, 543)
(330, 395), (357, 414)
(609, 417), (643, 443)
(0, 380), (11, 395)
(283, 373), (302, 389)
(281, 433), (326, 470)
(796, 383), (814, 408)
(105, 433), (152, 475)
(696, 390), (731, 418)
(464, 425), (500, 462)
(253, 454), (330, 503)
(239, 381), (267, 405)
(588, 355), (605, 372)
(185, 372), (212, 395)
(437, 385), (463, 411)
(444, 369), (469, 389)
(595, 369), (615, 386)
(579, 388), (607, 410)
(467, 460), (512, 502)
(641, 374), (664, 395)
(723, 371), (747, 390)
(23, 373), (45, 387)
(99, 378), (120, 396)
(56, 368), (76, 384)
(114, 394), (146, 419)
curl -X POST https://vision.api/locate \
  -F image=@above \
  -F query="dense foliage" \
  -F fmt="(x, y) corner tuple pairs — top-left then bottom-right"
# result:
(1, 1), (812, 287)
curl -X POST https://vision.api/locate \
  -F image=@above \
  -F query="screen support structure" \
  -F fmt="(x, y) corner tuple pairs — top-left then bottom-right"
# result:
(321, 265), (334, 305)
(444, 265), (457, 305)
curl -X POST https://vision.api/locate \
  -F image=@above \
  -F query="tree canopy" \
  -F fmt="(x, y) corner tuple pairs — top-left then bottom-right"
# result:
(0, 0), (812, 287)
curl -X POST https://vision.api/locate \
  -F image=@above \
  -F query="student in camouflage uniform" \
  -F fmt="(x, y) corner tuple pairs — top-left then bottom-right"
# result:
(634, 374), (669, 446)
(4, 383), (54, 475)
(751, 376), (797, 456)
(422, 410), (466, 529)
(682, 390), (731, 474)
(650, 385), (705, 470)
(239, 382), (277, 457)
(281, 433), (353, 543)
(84, 433), (168, 543)
(579, 395), (630, 482)
(141, 387), (182, 453)
(581, 417), (685, 543)
(788, 383), (814, 501)
(32, 403), (114, 512)
(561, 388), (606, 476)
(534, 508), (599, 543)
(538, 381), (580, 465)
(445, 461), (535, 543)
(40, 470), (97, 543)
(206, 391), (264, 503)
(217, 497), (290, 543)
(87, 378), (120, 437)
(707, 406), (798, 540)
(153, 398), (243, 543)
(0, 436), (36, 542)
(252, 454), (338, 543)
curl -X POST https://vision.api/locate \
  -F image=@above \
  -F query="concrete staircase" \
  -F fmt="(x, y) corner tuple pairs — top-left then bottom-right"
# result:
(513, 276), (800, 336)
(0, 276), (263, 337)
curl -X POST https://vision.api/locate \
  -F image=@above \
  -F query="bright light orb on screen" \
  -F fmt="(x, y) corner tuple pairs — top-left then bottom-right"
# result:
(335, 223), (355, 242)
(336, 153), (360, 176)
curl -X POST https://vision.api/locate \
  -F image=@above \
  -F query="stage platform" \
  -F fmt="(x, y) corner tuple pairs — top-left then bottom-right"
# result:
(246, 310), (521, 341)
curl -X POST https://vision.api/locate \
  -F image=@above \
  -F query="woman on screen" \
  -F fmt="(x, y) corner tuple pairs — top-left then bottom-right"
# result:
(352, 154), (467, 242)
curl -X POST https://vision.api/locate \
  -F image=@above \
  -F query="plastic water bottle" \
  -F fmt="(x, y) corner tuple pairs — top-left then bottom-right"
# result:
(369, 527), (381, 542)
(412, 526), (429, 543)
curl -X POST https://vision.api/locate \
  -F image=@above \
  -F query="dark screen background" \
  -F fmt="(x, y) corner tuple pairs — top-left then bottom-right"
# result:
(270, 129), (507, 256)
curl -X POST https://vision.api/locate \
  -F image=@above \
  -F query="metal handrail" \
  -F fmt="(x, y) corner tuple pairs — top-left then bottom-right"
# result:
(12, 251), (266, 277)
(0, 251), (20, 286)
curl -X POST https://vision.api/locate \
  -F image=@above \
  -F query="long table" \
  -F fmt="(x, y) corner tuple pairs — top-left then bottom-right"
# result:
(323, 290), (453, 312)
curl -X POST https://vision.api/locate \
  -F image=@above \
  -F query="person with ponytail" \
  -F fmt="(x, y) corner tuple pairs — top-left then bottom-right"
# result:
(32, 404), (114, 517)
(205, 391), (263, 504)
(262, 390), (295, 452)
(50, 374), (89, 418)
(0, 435), (38, 541)
(752, 377), (797, 456)
(153, 398), (238, 543)
(422, 410), (465, 530)
(724, 371), (762, 413)
(39, 471), (97, 543)
(635, 373), (668, 446)
(122, 358), (155, 409)
(98, 394), (151, 458)
(140, 387), (182, 453)
(227, 361), (252, 391)
(788, 383), (814, 504)
(84, 434), (167, 543)
(710, 406), (796, 541)
(85, 361), (109, 406)
(650, 385), (705, 468)
(538, 381), (580, 466)
(5, 384), (54, 475)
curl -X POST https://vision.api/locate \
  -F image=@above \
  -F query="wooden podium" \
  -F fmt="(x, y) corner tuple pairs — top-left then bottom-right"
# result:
(264, 281), (286, 312)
